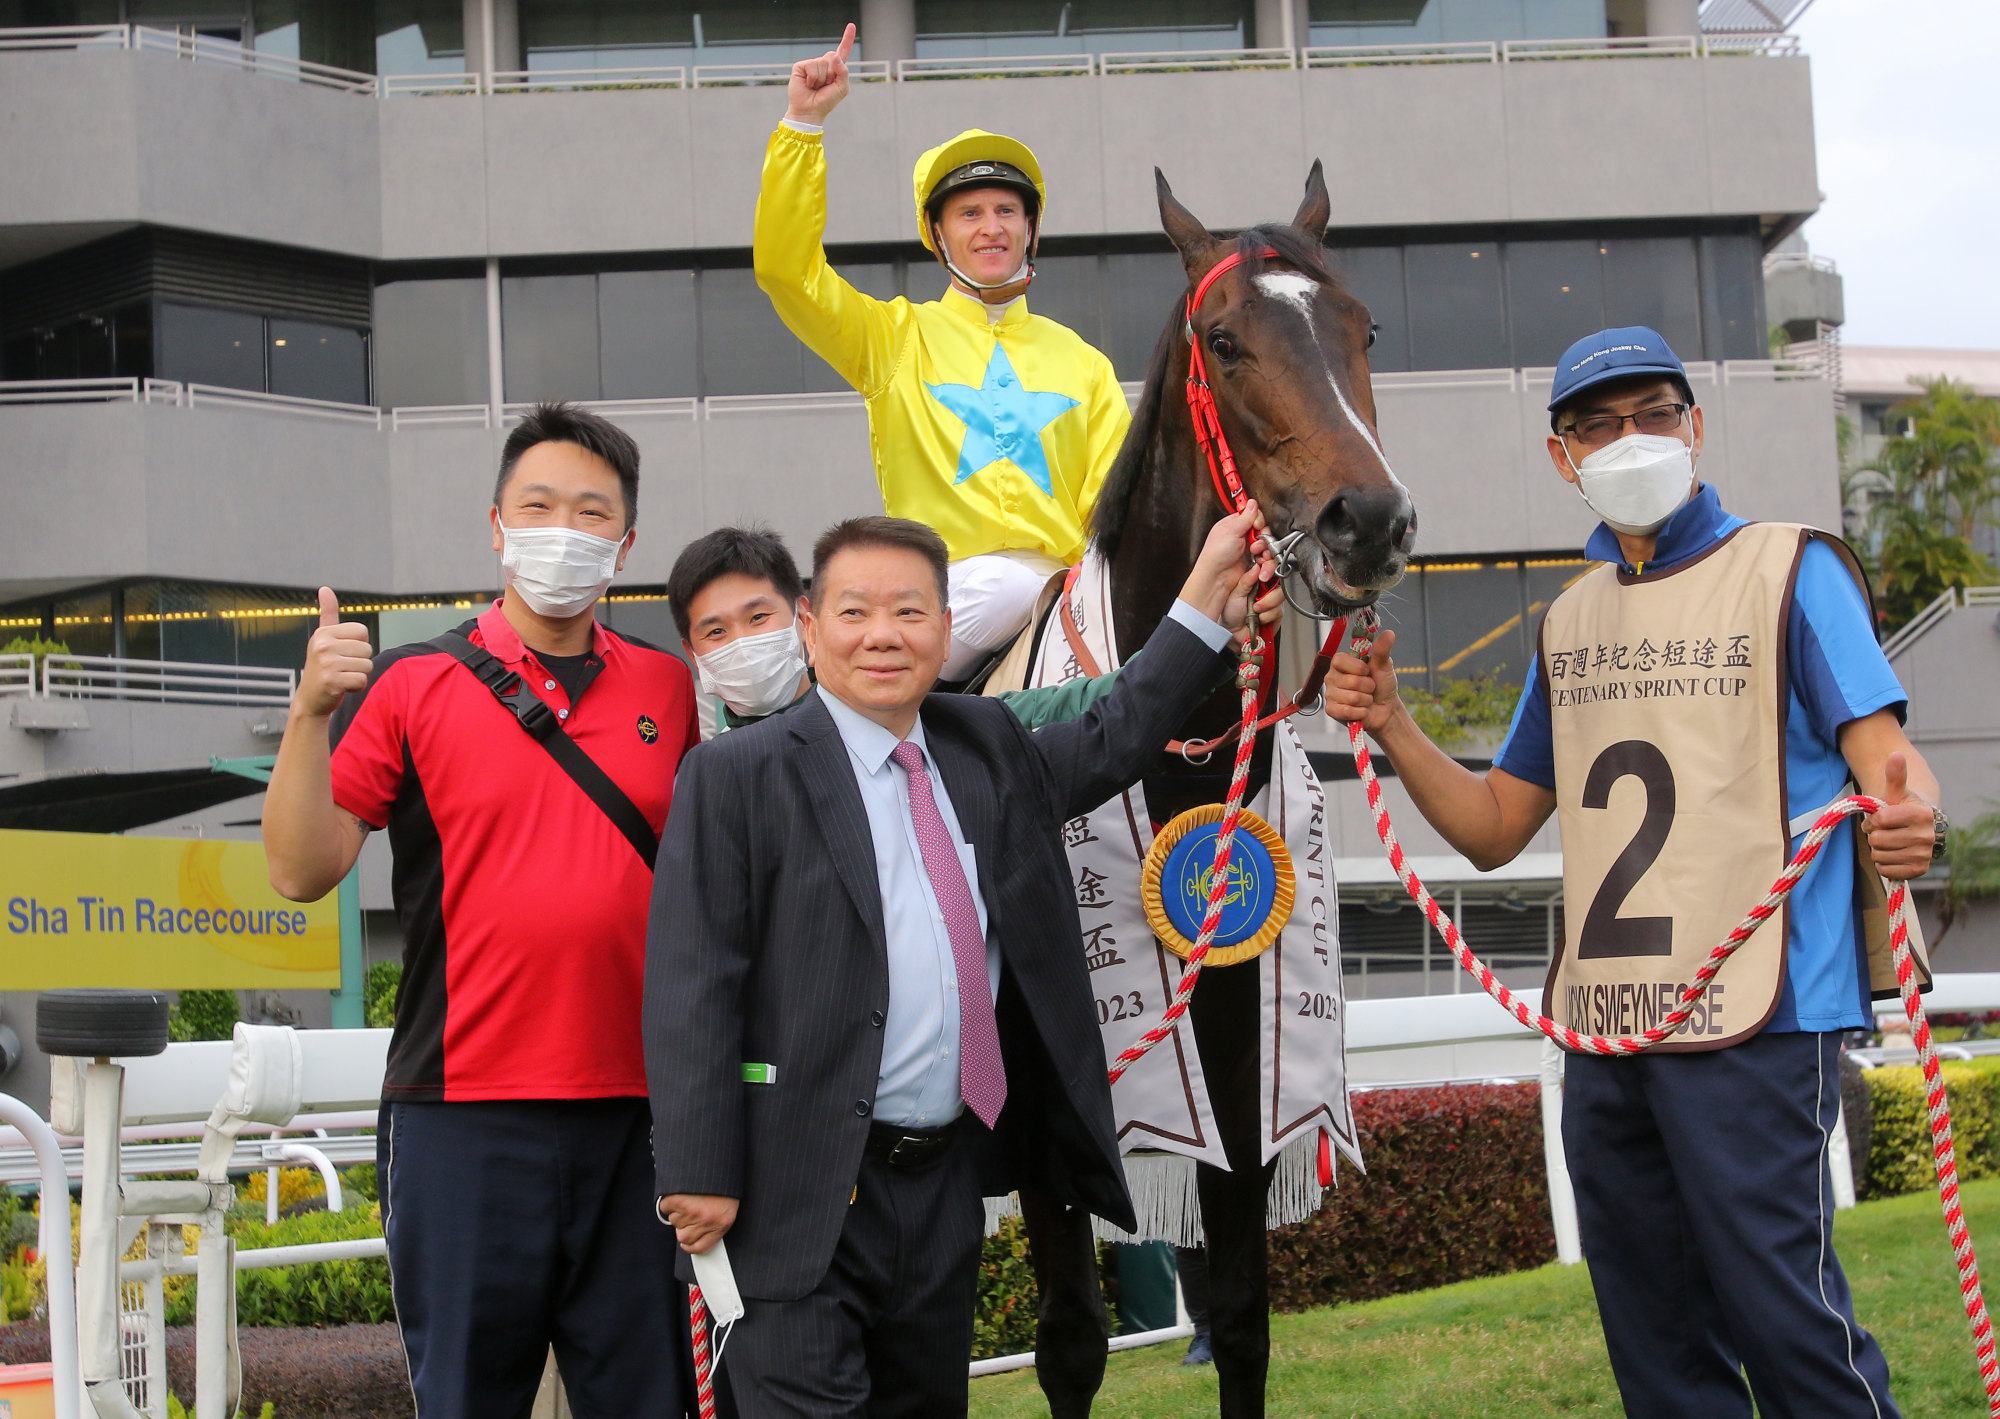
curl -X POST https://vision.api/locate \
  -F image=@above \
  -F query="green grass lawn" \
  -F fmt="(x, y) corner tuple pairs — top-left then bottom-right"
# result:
(970, 1177), (2000, 1417)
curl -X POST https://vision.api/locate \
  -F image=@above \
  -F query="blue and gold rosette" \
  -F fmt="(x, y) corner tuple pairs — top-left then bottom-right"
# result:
(1141, 804), (1295, 967)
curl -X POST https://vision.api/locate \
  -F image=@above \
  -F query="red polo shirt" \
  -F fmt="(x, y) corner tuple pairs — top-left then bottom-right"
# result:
(329, 602), (698, 1102)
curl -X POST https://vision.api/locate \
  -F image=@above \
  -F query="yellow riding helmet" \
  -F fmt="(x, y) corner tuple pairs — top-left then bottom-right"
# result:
(912, 130), (1047, 254)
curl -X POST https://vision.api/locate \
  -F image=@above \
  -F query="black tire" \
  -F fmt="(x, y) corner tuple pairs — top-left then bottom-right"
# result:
(36, 989), (171, 1058)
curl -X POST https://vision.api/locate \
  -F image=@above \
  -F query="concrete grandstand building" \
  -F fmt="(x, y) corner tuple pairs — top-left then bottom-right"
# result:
(0, 0), (1857, 1099)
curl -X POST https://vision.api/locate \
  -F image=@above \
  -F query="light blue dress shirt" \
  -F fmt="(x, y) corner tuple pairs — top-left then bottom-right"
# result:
(818, 599), (1232, 1128)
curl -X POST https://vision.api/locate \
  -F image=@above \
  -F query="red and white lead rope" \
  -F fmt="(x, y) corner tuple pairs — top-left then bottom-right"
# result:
(689, 1286), (718, 1418)
(1106, 638), (1270, 1090)
(1333, 607), (2000, 1415)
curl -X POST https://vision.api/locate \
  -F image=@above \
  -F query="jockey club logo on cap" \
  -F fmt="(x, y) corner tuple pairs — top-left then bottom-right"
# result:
(636, 713), (659, 744)
(926, 346), (1079, 496)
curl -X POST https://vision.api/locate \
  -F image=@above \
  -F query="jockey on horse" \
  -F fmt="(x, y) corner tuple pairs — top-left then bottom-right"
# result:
(756, 22), (1132, 681)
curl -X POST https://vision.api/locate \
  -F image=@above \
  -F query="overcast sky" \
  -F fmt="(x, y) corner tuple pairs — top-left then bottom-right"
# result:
(1791, 0), (1998, 349)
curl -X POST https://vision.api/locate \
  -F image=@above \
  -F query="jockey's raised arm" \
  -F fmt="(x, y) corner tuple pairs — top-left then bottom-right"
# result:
(752, 21), (1132, 682)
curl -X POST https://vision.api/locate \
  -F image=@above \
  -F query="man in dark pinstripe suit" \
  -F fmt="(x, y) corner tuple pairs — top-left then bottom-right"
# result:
(643, 510), (1276, 1418)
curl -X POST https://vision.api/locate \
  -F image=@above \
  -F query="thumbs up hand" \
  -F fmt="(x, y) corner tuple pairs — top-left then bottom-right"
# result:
(298, 586), (374, 719)
(1865, 751), (1940, 880)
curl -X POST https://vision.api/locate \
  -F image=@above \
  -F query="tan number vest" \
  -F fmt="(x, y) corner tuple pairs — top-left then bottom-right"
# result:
(1541, 522), (1926, 1052)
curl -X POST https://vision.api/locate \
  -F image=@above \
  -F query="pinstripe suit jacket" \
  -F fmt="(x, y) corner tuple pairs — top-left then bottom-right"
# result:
(642, 615), (1230, 1300)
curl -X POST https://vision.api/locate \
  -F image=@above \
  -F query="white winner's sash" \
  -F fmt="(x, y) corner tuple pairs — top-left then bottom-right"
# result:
(1008, 549), (1360, 1243)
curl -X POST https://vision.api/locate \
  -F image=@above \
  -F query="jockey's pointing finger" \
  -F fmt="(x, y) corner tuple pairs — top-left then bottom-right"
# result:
(835, 21), (855, 63)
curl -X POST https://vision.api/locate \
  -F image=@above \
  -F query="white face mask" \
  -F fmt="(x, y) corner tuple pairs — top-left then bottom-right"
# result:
(1567, 433), (1697, 537)
(695, 622), (808, 719)
(499, 523), (624, 618)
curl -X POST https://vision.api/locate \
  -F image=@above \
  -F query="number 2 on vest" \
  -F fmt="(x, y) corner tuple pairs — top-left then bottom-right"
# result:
(1577, 740), (1676, 959)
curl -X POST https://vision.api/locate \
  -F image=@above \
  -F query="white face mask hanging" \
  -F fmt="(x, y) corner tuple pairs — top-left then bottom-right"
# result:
(500, 523), (624, 618)
(695, 623), (808, 719)
(1567, 433), (1697, 537)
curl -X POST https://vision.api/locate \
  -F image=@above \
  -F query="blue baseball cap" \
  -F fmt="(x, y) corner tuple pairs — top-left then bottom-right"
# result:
(1548, 326), (1689, 416)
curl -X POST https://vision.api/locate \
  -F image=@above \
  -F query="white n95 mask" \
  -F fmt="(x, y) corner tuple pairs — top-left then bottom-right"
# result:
(1568, 433), (1696, 537)
(695, 624), (807, 718)
(500, 523), (624, 618)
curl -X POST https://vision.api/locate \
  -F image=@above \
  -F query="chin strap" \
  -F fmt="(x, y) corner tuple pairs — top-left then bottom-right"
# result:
(933, 219), (1039, 304)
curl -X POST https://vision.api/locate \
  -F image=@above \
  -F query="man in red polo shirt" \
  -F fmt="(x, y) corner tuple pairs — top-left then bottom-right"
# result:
(265, 402), (703, 1418)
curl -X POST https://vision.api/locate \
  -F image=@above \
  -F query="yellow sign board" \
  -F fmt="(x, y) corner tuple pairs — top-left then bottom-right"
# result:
(0, 828), (340, 989)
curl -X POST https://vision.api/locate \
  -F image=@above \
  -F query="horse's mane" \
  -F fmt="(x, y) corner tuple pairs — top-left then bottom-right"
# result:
(1091, 225), (1337, 562)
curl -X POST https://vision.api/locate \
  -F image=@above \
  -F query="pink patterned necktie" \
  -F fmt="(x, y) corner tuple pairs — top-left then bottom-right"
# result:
(889, 740), (1008, 1128)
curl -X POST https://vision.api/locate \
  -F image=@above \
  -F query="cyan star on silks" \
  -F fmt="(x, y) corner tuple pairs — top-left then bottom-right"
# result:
(926, 346), (1080, 497)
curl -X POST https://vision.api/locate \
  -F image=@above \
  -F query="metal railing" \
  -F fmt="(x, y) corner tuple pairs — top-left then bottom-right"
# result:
(0, 654), (33, 697)
(0, 376), (182, 405)
(1, 24), (1805, 101)
(1882, 586), (2000, 663)
(894, 52), (1096, 80)
(503, 396), (698, 423)
(41, 654), (295, 707)
(0, 353), (1830, 431)
(489, 64), (687, 92)
(704, 390), (865, 418)
(1502, 34), (1700, 61)
(182, 383), (383, 425)
(1304, 40), (1498, 67)
(1764, 249), (1838, 276)
(1099, 45), (1297, 73)
(694, 58), (889, 87)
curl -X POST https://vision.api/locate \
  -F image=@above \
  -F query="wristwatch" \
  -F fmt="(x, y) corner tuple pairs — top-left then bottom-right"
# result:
(1929, 801), (1951, 866)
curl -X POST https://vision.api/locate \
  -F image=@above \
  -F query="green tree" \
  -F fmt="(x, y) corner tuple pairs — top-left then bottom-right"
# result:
(1858, 379), (2000, 631)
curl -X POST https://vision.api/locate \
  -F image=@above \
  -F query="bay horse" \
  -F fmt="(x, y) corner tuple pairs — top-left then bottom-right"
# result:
(1017, 161), (1416, 1419)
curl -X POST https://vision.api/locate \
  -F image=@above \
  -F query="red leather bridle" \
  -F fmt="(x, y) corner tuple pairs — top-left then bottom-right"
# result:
(1183, 246), (1279, 518)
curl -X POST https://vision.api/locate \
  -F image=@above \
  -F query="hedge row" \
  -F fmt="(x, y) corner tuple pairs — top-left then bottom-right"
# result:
(1268, 1083), (1554, 1310)
(1857, 1055), (2000, 1200)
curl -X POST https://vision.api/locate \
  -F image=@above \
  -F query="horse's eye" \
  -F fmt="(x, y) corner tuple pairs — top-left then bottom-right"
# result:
(1367, 323), (1381, 350)
(1208, 332), (1237, 363)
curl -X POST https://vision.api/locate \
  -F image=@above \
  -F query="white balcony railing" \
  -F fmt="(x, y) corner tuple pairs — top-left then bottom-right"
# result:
(489, 65), (688, 92)
(0, 355), (1830, 433)
(693, 59), (889, 88)
(1304, 41), (1498, 67)
(40, 654), (295, 707)
(1098, 46), (1297, 73)
(0, 23), (1806, 98)
(894, 53), (1097, 80)
(0, 655), (33, 698)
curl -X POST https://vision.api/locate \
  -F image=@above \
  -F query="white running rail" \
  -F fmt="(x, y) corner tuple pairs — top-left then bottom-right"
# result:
(0, 1094), (80, 1419)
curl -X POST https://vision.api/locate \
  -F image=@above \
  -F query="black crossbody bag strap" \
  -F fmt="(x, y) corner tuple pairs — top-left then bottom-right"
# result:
(428, 633), (660, 866)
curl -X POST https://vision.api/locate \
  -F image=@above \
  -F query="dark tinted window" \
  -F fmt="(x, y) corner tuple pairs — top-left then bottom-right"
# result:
(1699, 233), (1767, 361)
(1406, 243), (1506, 371)
(1603, 237), (1701, 361)
(1328, 245), (1407, 374)
(599, 268), (698, 399)
(269, 319), (369, 405)
(503, 273), (601, 403)
(698, 265), (813, 397)
(1099, 251), (1182, 380)
(156, 303), (264, 392)
(374, 277), (487, 408)
(1503, 239), (1603, 368)
(1024, 253), (1104, 351)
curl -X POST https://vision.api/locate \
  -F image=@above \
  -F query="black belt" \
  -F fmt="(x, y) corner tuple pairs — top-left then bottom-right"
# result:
(864, 1120), (957, 1168)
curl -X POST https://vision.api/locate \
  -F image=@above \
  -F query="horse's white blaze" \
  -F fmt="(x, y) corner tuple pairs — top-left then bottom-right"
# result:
(1252, 271), (1405, 494)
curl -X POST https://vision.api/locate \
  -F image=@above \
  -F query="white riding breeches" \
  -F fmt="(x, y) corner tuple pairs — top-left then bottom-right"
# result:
(942, 552), (1064, 681)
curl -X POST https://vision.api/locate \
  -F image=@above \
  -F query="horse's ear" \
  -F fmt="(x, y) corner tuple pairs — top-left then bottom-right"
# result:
(1293, 159), (1331, 242)
(1156, 167), (1222, 274)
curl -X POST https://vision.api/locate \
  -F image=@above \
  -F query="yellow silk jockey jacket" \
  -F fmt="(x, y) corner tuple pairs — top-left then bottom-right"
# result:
(753, 125), (1131, 566)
